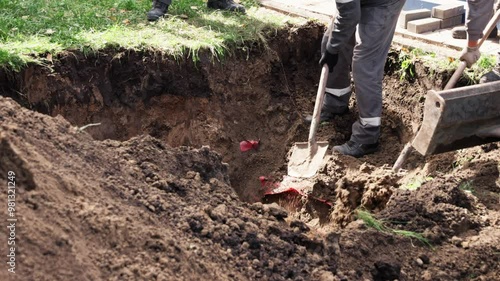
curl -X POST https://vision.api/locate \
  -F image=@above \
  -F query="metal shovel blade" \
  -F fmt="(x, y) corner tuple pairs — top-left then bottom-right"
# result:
(287, 65), (330, 178)
(412, 81), (500, 155)
(287, 141), (329, 178)
(392, 11), (500, 171)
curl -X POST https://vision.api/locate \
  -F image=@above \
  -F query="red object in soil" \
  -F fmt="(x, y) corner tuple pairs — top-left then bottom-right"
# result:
(240, 140), (260, 152)
(259, 176), (281, 192)
(259, 176), (267, 186)
(262, 176), (333, 207)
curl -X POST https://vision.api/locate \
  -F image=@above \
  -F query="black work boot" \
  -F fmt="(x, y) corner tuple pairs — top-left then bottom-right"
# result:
(304, 107), (348, 124)
(207, 0), (246, 13)
(332, 140), (379, 158)
(147, 0), (169, 22)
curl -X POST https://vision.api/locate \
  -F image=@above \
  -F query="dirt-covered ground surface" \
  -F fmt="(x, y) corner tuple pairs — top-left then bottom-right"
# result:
(1, 21), (499, 281)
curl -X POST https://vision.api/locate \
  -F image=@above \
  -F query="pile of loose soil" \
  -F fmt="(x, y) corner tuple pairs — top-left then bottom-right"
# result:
(0, 97), (341, 281)
(2, 94), (498, 281)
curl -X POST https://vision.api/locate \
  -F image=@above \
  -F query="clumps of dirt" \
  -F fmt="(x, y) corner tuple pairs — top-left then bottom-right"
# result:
(291, 157), (401, 227)
(0, 97), (344, 281)
(379, 179), (483, 244)
(331, 219), (499, 281)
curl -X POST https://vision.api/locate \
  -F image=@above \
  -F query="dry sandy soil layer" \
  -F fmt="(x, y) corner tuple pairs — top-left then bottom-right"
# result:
(0, 21), (499, 281)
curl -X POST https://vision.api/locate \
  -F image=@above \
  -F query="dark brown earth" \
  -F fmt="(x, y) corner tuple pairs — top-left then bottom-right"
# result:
(0, 20), (499, 281)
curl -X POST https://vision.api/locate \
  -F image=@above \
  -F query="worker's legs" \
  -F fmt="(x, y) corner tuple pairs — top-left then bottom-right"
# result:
(467, 0), (495, 40)
(148, 0), (244, 22)
(480, 0), (500, 83)
(453, 0), (497, 39)
(349, 0), (405, 145)
(307, 24), (354, 123)
(323, 29), (355, 112)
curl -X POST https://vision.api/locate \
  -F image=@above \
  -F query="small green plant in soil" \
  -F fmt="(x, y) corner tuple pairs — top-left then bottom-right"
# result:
(459, 180), (475, 195)
(397, 47), (439, 81)
(355, 209), (432, 247)
(0, 0), (305, 69)
(452, 154), (474, 170)
(397, 47), (420, 80)
(463, 54), (497, 83)
(401, 176), (433, 191)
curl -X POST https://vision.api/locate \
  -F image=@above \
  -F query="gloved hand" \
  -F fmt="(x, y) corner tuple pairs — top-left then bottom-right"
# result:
(319, 50), (339, 73)
(459, 46), (480, 68)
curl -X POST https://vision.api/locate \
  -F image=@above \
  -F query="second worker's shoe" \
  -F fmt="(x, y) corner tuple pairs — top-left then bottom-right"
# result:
(452, 25), (498, 39)
(147, 1), (169, 22)
(207, 0), (246, 13)
(332, 140), (379, 158)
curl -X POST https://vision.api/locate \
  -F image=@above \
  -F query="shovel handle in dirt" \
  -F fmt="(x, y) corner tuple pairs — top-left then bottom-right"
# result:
(287, 64), (330, 178)
(392, 10), (500, 172)
(306, 19), (334, 154)
(308, 64), (330, 155)
(288, 23), (334, 178)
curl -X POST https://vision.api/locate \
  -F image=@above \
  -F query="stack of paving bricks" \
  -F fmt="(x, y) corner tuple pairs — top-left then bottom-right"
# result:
(399, 3), (465, 34)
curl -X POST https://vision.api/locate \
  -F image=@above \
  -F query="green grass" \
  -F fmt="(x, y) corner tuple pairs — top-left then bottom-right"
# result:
(355, 209), (388, 232)
(396, 46), (497, 84)
(464, 54), (497, 82)
(355, 209), (432, 248)
(0, 0), (305, 69)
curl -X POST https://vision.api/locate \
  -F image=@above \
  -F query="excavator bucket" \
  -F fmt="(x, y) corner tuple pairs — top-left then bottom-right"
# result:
(412, 81), (500, 155)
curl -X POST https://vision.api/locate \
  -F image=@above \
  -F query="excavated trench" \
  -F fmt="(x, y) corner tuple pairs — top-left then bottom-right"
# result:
(0, 21), (451, 206)
(2, 21), (500, 281)
(1, 23), (320, 202)
(6, 25), (495, 208)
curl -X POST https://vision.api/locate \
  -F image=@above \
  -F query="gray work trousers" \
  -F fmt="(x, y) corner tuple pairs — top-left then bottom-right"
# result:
(466, 0), (496, 41)
(321, 0), (405, 144)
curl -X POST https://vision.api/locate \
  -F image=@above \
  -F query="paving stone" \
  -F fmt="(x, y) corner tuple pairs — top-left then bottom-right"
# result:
(440, 14), (464, 29)
(407, 18), (442, 34)
(398, 9), (432, 29)
(432, 4), (465, 19)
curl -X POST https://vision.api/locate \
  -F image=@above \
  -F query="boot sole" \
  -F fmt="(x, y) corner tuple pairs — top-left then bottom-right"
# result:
(147, 14), (163, 21)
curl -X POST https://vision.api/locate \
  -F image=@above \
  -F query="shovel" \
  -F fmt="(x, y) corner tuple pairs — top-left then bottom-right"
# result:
(288, 64), (330, 178)
(392, 9), (500, 171)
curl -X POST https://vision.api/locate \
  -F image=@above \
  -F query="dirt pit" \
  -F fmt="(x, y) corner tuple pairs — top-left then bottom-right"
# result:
(0, 21), (499, 281)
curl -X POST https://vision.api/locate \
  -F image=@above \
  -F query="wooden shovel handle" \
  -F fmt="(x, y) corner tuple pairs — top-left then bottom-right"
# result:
(308, 64), (329, 150)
